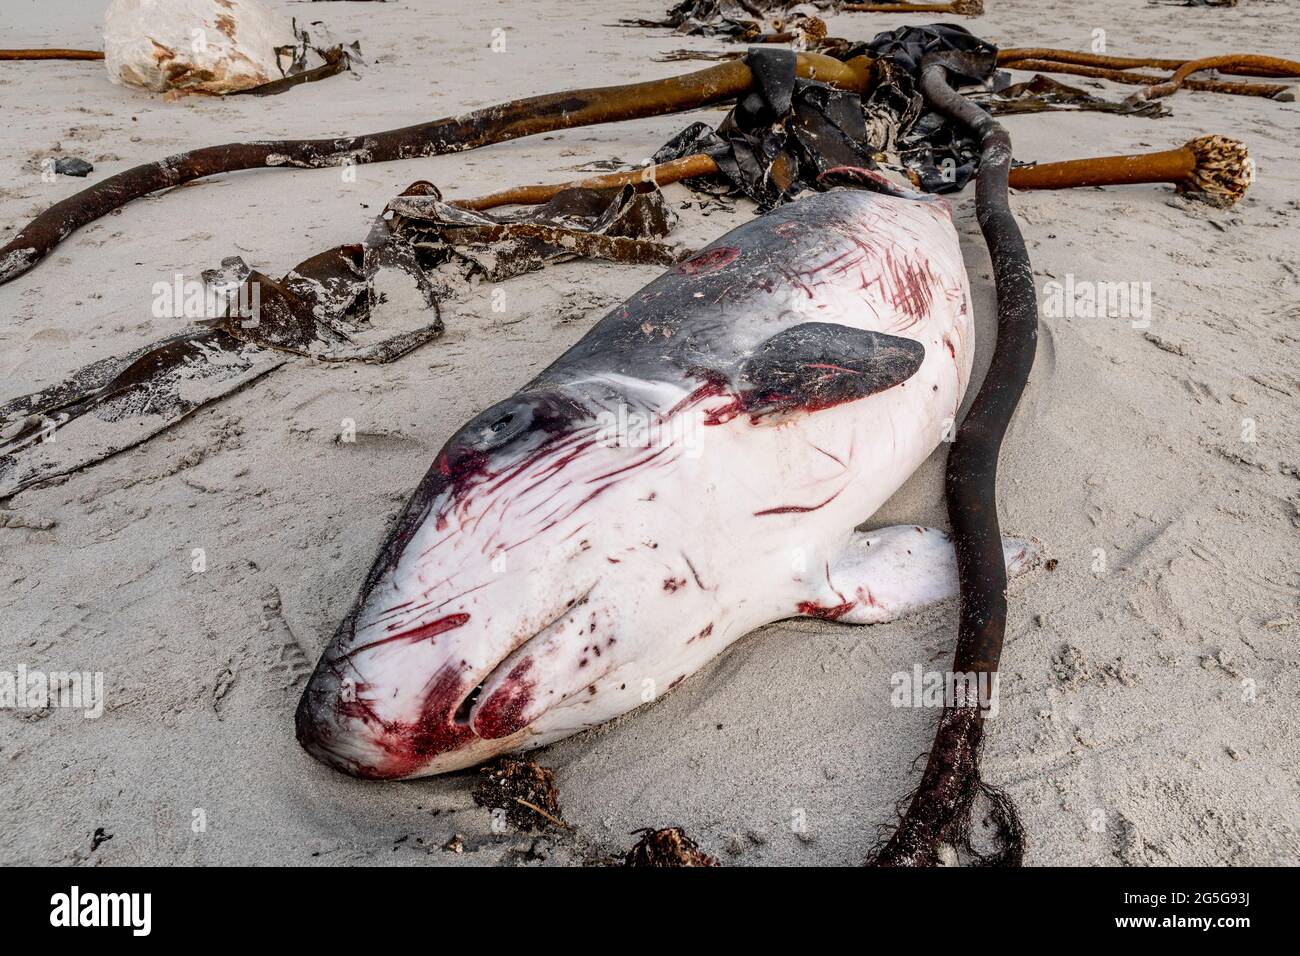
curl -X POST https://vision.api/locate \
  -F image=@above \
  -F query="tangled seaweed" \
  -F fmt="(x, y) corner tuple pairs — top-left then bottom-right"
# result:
(623, 827), (720, 867)
(0, 183), (680, 498)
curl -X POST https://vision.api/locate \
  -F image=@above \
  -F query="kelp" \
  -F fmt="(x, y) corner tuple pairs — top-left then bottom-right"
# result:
(621, 0), (835, 38)
(0, 184), (679, 498)
(870, 43), (1038, 870)
(653, 27), (1000, 201)
(980, 74), (1170, 118)
(0, 53), (867, 287)
(239, 20), (363, 97)
(388, 180), (686, 282)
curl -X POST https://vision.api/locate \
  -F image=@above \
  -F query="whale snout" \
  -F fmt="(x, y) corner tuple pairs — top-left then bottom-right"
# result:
(294, 590), (605, 779)
(295, 647), (489, 780)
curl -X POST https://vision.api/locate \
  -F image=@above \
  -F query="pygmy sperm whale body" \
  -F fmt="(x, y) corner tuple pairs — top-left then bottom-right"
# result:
(295, 182), (1035, 780)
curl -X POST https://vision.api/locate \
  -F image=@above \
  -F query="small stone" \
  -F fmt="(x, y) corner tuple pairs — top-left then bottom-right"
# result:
(54, 157), (94, 177)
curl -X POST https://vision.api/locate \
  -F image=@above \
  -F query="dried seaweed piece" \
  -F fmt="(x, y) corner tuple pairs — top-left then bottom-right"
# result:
(0, 228), (439, 499)
(622, 827), (719, 867)
(0, 330), (285, 499)
(623, 2), (828, 49)
(621, 0), (836, 34)
(472, 757), (564, 832)
(980, 74), (1169, 117)
(999, 58), (1293, 100)
(388, 181), (687, 280)
(238, 44), (357, 97)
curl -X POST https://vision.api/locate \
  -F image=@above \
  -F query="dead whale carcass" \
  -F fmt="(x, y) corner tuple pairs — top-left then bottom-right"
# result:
(295, 183), (1036, 780)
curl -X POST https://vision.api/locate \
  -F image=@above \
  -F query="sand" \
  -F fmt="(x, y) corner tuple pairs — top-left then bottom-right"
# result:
(0, 0), (1296, 866)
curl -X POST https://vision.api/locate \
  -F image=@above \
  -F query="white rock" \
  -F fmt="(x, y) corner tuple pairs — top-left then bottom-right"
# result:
(103, 0), (296, 95)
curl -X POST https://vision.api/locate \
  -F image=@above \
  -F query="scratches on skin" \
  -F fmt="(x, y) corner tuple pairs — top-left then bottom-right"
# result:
(682, 552), (707, 590)
(796, 600), (856, 621)
(754, 483), (848, 516)
(338, 613), (470, 661)
(686, 623), (714, 644)
(796, 559), (856, 620)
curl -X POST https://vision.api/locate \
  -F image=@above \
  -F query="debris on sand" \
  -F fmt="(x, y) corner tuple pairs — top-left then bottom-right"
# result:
(105, 0), (295, 94)
(623, 827), (719, 867)
(103, 0), (358, 97)
(472, 757), (566, 832)
(53, 157), (94, 177)
(441, 835), (465, 854)
(0, 181), (678, 499)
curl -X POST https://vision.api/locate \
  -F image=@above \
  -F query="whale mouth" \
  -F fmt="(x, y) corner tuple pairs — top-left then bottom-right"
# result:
(452, 683), (482, 726)
(297, 581), (599, 779)
(463, 581), (600, 739)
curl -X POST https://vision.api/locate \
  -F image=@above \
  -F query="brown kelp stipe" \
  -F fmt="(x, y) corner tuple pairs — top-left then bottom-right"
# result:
(453, 135), (1252, 211)
(1124, 54), (1300, 103)
(997, 59), (1290, 99)
(845, 1), (984, 15)
(996, 47), (1300, 78)
(0, 53), (871, 288)
(0, 49), (104, 60)
(996, 49), (1300, 100)
(452, 155), (721, 211)
(1009, 136), (1253, 206)
(868, 59), (1038, 868)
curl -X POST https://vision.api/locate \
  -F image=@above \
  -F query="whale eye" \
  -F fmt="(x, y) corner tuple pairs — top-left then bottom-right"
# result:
(468, 402), (534, 450)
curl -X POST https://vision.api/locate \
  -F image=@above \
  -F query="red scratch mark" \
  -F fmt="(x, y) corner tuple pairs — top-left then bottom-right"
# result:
(678, 245), (739, 276)
(683, 553), (706, 590)
(754, 484), (846, 516)
(886, 250), (936, 324)
(341, 613), (471, 660)
(796, 601), (856, 621)
(703, 396), (745, 426)
(587, 446), (669, 484)
(808, 441), (845, 468)
(687, 623), (714, 644)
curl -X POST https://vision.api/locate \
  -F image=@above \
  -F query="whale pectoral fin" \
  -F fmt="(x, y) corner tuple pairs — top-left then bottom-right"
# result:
(798, 526), (1041, 625)
(740, 322), (925, 416)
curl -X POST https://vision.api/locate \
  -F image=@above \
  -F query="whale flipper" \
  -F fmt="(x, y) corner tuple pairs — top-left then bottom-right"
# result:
(738, 322), (925, 417)
(797, 526), (1040, 625)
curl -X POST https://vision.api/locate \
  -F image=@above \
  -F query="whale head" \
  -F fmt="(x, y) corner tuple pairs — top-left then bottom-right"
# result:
(295, 385), (713, 779)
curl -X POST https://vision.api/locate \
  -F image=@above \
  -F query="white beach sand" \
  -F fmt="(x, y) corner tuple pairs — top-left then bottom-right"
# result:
(0, 0), (1296, 866)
